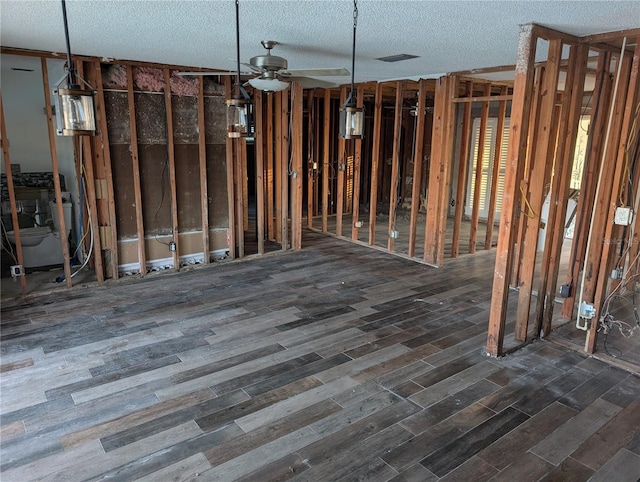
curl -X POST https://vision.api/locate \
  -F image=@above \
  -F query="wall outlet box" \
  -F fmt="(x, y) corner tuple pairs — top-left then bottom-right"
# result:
(390, 230), (399, 239)
(559, 284), (571, 298)
(169, 241), (176, 252)
(10, 265), (24, 277)
(614, 206), (633, 226)
(579, 301), (596, 320)
(354, 221), (363, 228)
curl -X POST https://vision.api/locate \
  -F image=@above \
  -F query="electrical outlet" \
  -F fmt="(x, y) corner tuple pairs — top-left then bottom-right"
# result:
(614, 206), (633, 226)
(354, 221), (363, 228)
(169, 241), (176, 252)
(390, 230), (399, 239)
(610, 267), (623, 279)
(10, 265), (24, 278)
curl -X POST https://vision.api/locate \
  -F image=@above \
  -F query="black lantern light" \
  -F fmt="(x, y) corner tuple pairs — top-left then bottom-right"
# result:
(339, 0), (364, 139)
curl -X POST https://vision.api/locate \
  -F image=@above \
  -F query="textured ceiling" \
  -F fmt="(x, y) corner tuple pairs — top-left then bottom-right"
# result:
(1, 0), (639, 85)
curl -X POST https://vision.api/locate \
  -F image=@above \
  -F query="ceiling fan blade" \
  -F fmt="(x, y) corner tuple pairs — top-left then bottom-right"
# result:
(177, 71), (252, 76)
(281, 67), (350, 77)
(286, 76), (338, 89)
(241, 62), (264, 73)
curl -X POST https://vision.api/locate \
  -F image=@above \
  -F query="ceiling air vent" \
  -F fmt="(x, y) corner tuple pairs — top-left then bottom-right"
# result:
(376, 54), (420, 63)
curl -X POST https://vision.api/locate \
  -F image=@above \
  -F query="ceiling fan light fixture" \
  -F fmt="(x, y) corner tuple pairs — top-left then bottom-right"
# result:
(248, 77), (289, 92)
(340, 0), (364, 140)
(54, 0), (97, 136)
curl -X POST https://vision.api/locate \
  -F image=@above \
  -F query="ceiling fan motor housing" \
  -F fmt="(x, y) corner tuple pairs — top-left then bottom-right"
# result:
(250, 54), (288, 73)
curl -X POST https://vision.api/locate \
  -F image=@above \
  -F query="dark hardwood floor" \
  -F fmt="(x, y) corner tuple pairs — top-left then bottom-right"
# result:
(1, 230), (639, 481)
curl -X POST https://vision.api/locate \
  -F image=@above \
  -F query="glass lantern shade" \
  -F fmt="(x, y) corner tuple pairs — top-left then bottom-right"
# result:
(54, 87), (97, 136)
(339, 104), (364, 139)
(226, 97), (250, 138)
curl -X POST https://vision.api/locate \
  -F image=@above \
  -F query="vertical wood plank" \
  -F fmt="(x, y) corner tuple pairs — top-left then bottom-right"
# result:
(407, 80), (428, 257)
(313, 95), (321, 223)
(351, 85), (365, 241)
(322, 89), (331, 233)
(388, 81), (404, 252)
(126, 66), (146, 276)
(307, 90), (315, 230)
(587, 45), (638, 353)
(237, 139), (246, 257)
(93, 62), (119, 279)
(0, 91), (27, 294)
(487, 25), (538, 356)
(255, 89), (265, 255)
(451, 81), (473, 258)
(76, 61), (104, 282)
(368, 82), (383, 245)
(536, 43), (589, 336)
(280, 89), (289, 250)
(336, 86), (347, 237)
(163, 68), (180, 270)
(275, 91), (283, 243)
(266, 93), (275, 241)
(197, 76), (210, 264)
(514, 39), (564, 342)
(223, 77), (236, 259)
(291, 82), (304, 250)
(469, 84), (491, 254)
(424, 75), (455, 267)
(42, 59), (73, 287)
(484, 86), (509, 251)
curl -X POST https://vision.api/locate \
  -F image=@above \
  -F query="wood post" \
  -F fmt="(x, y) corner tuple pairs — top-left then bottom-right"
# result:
(163, 69), (180, 269)
(255, 89), (265, 255)
(307, 90), (315, 230)
(197, 76), (210, 264)
(336, 86), (347, 237)
(280, 90), (290, 249)
(487, 25), (538, 356)
(93, 62), (119, 279)
(368, 82), (384, 245)
(407, 79), (428, 257)
(125, 66), (147, 275)
(266, 93), (275, 241)
(388, 81), (403, 252)
(351, 85), (364, 241)
(223, 77), (236, 259)
(424, 75), (455, 267)
(469, 84), (491, 254)
(451, 81), (473, 258)
(322, 89), (331, 233)
(42, 58), (73, 287)
(291, 82), (303, 250)
(0, 91), (27, 294)
(514, 39), (563, 342)
(484, 85), (509, 251)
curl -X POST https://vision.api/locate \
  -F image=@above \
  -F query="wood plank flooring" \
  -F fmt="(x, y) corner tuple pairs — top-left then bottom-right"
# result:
(1, 230), (639, 481)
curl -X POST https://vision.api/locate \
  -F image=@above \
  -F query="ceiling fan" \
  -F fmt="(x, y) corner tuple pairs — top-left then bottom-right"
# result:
(179, 40), (350, 91)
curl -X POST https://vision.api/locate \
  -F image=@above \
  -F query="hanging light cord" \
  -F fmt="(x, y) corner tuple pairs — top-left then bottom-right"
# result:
(234, 0), (241, 92)
(347, 0), (358, 105)
(61, 0), (76, 86)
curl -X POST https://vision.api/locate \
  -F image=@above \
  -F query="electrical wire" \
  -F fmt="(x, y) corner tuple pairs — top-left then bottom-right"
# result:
(0, 218), (18, 265)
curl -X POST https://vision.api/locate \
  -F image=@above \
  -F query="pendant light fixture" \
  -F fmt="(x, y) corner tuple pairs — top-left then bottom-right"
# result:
(339, 0), (364, 139)
(53, 0), (97, 136)
(226, 0), (252, 138)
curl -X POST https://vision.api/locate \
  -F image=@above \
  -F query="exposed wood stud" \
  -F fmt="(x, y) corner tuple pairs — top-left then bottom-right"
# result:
(588, 42), (638, 353)
(322, 89), (331, 233)
(126, 66), (147, 276)
(163, 68), (180, 270)
(0, 91), (27, 294)
(484, 85), (509, 251)
(275, 91), (283, 244)
(407, 79), (428, 257)
(514, 39), (564, 342)
(351, 85), (365, 241)
(336, 85), (347, 237)
(424, 75), (455, 267)
(368, 82), (383, 245)
(536, 43), (589, 336)
(487, 24), (538, 357)
(255, 89), (265, 255)
(388, 81), (404, 252)
(469, 84), (491, 254)
(307, 89), (315, 230)
(291, 82), (304, 250)
(197, 76), (210, 264)
(42, 58), (73, 287)
(93, 61), (119, 279)
(280, 90), (290, 250)
(266, 93), (275, 241)
(77, 61), (104, 282)
(223, 76), (236, 259)
(451, 81), (474, 258)
(237, 139), (247, 256)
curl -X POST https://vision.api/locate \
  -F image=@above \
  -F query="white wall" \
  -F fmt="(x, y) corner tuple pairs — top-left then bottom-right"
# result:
(1, 54), (79, 237)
